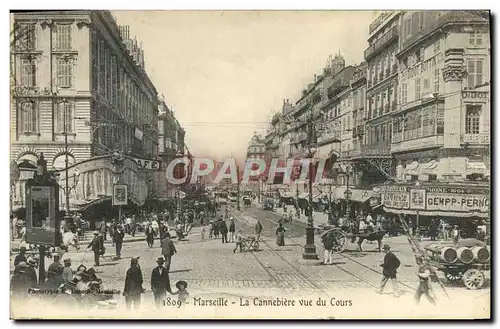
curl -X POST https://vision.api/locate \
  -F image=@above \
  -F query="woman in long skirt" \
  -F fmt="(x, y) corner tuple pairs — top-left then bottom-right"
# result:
(276, 223), (285, 246)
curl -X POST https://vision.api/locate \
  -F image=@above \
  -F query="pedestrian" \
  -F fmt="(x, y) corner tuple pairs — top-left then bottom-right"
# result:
(87, 232), (103, 266)
(414, 255), (436, 305)
(200, 216), (206, 240)
(114, 225), (125, 259)
(219, 219), (228, 243)
(321, 232), (334, 265)
(233, 230), (243, 253)
(213, 218), (220, 239)
(100, 220), (107, 241)
(145, 222), (155, 248)
(229, 217), (236, 242)
(151, 257), (172, 309)
(452, 225), (460, 244)
(172, 280), (189, 306)
(14, 246), (27, 266)
(429, 218), (438, 241)
(377, 244), (400, 297)
(46, 256), (64, 290)
(11, 263), (32, 299)
(255, 220), (263, 242)
(161, 232), (177, 273)
(25, 258), (38, 286)
(62, 258), (73, 284)
(123, 257), (144, 310)
(276, 223), (286, 246)
(208, 221), (214, 239)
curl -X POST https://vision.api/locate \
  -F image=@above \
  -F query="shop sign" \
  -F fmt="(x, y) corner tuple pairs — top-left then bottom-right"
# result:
(381, 190), (409, 209)
(409, 188), (426, 210)
(132, 157), (160, 170)
(426, 192), (489, 213)
(26, 185), (59, 245)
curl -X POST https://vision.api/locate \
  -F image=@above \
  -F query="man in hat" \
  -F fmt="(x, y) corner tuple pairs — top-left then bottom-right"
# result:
(47, 255), (63, 281)
(415, 255), (436, 305)
(14, 246), (27, 267)
(114, 225), (125, 259)
(123, 257), (144, 309)
(161, 232), (177, 273)
(228, 217), (236, 242)
(151, 257), (172, 309)
(255, 220), (263, 242)
(46, 256), (64, 290)
(62, 258), (73, 284)
(378, 244), (400, 297)
(452, 225), (460, 244)
(87, 232), (103, 266)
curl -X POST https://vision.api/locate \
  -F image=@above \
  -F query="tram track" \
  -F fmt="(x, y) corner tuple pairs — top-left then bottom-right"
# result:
(245, 208), (417, 292)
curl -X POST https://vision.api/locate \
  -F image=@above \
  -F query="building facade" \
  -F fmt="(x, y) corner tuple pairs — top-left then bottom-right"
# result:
(393, 10), (490, 182)
(11, 11), (161, 211)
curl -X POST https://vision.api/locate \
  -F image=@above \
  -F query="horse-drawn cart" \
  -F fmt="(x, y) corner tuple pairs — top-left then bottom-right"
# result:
(424, 238), (490, 290)
(241, 236), (259, 252)
(243, 196), (252, 207)
(318, 225), (386, 253)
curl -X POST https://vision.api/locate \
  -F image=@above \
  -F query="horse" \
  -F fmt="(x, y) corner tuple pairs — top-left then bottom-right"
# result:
(356, 229), (386, 252)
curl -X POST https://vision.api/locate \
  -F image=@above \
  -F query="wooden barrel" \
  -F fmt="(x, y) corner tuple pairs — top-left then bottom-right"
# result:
(425, 244), (458, 263)
(456, 247), (474, 264)
(471, 246), (490, 263)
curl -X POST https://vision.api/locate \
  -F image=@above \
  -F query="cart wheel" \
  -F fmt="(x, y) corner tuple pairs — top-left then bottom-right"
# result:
(252, 241), (259, 251)
(445, 270), (463, 284)
(462, 268), (485, 290)
(332, 230), (347, 253)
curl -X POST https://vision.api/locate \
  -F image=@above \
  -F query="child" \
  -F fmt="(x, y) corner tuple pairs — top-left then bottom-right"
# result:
(233, 230), (243, 253)
(172, 280), (189, 305)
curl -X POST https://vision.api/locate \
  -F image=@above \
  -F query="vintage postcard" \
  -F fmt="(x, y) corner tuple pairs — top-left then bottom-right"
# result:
(9, 10), (491, 319)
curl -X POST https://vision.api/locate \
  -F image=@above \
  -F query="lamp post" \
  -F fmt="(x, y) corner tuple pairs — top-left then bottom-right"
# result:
(414, 180), (421, 240)
(343, 163), (352, 219)
(55, 170), (80, 229)
(303, 146), (318, 260)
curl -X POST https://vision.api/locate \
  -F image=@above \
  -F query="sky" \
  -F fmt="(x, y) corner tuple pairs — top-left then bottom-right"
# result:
(113, 10), (378, 161)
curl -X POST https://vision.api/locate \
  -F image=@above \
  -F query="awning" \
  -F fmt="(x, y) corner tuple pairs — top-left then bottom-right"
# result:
(466, 161), (488, 176)
(383, 206), (488, 219)
(78, 196), (112, 212)
(334, 187), (373, 203)
(298, 192), (309, 199)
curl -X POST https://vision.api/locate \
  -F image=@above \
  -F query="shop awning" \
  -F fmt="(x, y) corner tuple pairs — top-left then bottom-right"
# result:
(383, 206), (488, 219)
(466, 161), (488, 176)
(78, 196), (112, 212)
(334, 187), (373, 203)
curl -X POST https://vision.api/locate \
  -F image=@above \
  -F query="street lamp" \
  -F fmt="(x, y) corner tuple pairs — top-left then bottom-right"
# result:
(303, 146), (318, 260)
(414, 180), (421, 240)
(55, 169), (80, 229)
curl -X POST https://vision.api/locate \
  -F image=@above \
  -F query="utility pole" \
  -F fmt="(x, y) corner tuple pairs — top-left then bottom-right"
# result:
(64, 105), (71, 229)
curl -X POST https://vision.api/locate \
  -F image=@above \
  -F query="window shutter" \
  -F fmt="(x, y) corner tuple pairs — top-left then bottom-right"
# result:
(467, 60), (475, 87)
(476, 60), (483, 86)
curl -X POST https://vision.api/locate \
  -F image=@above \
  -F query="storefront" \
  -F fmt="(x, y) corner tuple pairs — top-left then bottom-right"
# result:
(377, 183), (490, 232)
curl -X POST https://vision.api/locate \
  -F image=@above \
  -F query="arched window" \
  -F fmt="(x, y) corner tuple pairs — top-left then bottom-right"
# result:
(19, 101), (37, 133)
(56, 101), (73, 133)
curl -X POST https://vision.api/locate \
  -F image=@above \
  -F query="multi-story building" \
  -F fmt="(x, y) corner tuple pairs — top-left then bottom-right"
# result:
(363, 11), (401, 183)
(393, 10), (490, 182)
(11, 11), (159, 211)
(156, 97), (186, 199)
(349, 62), (367, 185)
(244, 132), (266, 192)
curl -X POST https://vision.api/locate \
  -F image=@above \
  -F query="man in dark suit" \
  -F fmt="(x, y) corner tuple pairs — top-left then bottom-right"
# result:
(123, 257), (144, 309)
(87, 232), (103, 266)
(114, 226), (125, 259)
(151, 257), (172, 309)
(378, 244), (400, 297)
(161, 232), (177, 272)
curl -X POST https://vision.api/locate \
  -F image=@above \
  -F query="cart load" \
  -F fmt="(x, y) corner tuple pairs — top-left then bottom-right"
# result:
(425, 242), (490, 264)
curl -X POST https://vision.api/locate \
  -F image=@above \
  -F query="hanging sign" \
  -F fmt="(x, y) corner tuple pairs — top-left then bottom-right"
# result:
(113, 184), (128, 206)
(132, 157), (161, 170)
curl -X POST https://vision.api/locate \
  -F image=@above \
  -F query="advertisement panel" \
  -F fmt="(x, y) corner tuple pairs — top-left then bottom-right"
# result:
(410, 188), (426, 210)
(379, 185), (410, 209)
(26, 186), (58, 245)
(426, 189), (489, 213)
(113, 184), (128, 206)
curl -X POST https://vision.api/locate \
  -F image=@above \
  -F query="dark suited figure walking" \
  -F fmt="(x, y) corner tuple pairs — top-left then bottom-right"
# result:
(123, 257), (144, 309)
(219, 219), (228, 243)
(151, 257), (172, 309)
(114, 226), (125, 259)
(161, 232), (177, 272)
(377, 244), (400, 297)
(414, 255), (436, 305)
(87, 232), (103, 266)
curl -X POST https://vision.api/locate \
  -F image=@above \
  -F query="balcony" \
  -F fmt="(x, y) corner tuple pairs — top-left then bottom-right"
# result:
(364, 26), (399, 61)
(317, 132), (341, 146)
(361, 144), (392, 156)
(460, 133), (490, 145)
(391, 135), (444, 153)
